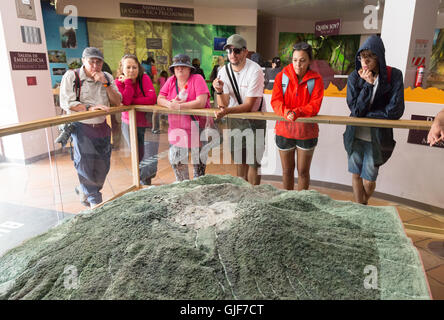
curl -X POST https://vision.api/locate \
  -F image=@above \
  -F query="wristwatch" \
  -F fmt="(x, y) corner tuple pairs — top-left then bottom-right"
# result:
(86, 104), (91, 111)
(216, 91), (223, 95)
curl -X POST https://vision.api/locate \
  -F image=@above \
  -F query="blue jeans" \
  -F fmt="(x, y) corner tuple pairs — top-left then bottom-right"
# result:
(348, 139), (379, 182)
(121, 122), (159, 183)
(71, 122), (111, 205)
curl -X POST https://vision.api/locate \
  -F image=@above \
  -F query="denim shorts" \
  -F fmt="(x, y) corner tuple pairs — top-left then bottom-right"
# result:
(347, 139), (379, 182)
(275, 135), (318, 151)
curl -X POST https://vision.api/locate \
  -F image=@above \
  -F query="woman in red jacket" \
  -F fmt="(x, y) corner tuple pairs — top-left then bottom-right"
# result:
(271, 42), (324, 190)
(115, 54), (159, 185)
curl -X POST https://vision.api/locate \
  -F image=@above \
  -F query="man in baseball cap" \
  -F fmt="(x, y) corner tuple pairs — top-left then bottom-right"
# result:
(59, 47), (121, 208)
(212, 34), (266, 186)
(82, 47), (104, 60)
(223, 34), (247, 51)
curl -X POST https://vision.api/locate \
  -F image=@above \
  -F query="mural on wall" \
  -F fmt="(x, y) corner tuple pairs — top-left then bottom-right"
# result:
(59, 27), (77, 48)
(134, 21), (172, 75)
(278, 32), (360, 89)
(86, 19), (172, 78)
(171, 24), (235, 80)
(87, 19), (137, 75)
(427, 29), (444, 90)
(41, 1), (88, 87)
(42, 2), (234, 88)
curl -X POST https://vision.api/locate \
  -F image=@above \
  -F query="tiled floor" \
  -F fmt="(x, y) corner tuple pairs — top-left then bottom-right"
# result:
(0, 129), (443, 299)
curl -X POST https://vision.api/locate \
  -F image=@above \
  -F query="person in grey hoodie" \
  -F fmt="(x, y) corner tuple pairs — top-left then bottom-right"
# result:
(343, 35), (405, 205)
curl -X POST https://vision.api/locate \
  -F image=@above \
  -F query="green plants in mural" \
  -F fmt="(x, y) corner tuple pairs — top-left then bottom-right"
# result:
(427, 29), (444, 90)
(172, 24), (235, 80)
(134, 21), (172, 75)
(279, 32), (360, 89)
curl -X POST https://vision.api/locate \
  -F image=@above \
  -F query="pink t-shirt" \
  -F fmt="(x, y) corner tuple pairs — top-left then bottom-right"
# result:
(159, 74), (210, 148)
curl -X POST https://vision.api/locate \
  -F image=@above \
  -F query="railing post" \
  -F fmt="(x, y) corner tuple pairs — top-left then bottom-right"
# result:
(128, 108), (140, 188)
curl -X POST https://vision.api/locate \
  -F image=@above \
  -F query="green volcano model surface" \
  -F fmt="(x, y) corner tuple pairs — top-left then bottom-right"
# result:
(0, 175), (430, 300)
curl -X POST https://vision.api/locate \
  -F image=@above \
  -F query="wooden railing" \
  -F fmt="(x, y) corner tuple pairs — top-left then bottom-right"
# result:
(134, 105), (432, 130)
(0, 104), (432, 138)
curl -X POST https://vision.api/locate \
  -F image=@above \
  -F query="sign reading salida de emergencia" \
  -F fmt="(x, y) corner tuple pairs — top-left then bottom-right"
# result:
(120, 3), (194, 21)
(315, 19), (341, 37)
(10, 51), (47, 70)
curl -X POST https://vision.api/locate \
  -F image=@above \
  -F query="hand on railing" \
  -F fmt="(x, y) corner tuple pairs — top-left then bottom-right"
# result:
(427, 109), (444, 146)
(214, 106), (228, 119)
(90, 104), (110, 112)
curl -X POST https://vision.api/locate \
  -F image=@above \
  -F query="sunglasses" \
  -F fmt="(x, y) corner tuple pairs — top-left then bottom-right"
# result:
(226, 47), (244, 55)
(293, 43), (310, 50)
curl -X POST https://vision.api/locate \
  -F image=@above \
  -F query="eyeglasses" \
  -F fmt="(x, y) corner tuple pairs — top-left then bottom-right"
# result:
(226, 47), (244, 55)
(87, 59), (103, 65)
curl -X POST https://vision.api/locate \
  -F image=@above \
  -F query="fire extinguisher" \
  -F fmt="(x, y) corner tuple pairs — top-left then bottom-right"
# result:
(415, 65), (425, 88)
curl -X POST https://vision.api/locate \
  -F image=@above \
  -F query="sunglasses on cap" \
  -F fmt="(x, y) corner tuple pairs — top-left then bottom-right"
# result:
(293, 42), (310, 50)
(226, 47), (244, 55)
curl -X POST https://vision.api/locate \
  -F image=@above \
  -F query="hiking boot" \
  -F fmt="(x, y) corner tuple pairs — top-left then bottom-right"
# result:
(75, 186), (90, 207)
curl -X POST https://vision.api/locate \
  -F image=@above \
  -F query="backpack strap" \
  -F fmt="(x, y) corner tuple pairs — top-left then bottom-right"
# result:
(386, 66), (392, 83)
(281, 73), (315, 97)
(226, 63), (243, 105)
(73, 68), (82, 102)
(281, 73), (289, 96)
(307, 78), (315, 96)
(139, 77), (145, 97)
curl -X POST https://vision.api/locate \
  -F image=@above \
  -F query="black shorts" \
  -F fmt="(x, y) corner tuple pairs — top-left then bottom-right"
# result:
(275, 135), (318, 151)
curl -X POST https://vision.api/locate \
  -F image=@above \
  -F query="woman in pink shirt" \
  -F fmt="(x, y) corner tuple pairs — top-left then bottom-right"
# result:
(157, 54), (211, 181)
(115, 54), (159, 185)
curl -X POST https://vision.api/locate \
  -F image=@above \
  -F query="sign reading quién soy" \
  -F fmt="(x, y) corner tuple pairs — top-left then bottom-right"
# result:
(120, 3), (194, 21)
(315, 19), (341, 37)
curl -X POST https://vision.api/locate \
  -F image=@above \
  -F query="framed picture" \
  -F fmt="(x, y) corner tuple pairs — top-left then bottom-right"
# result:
(52, 67), (67, 76)
(156, 56), (168, 65)
(67, 58), (82, 69)
(59, 27), (77, 49)
(48, 50), (67, 63)
(214, 37), (227, 51)
(15, 0), (36, 20)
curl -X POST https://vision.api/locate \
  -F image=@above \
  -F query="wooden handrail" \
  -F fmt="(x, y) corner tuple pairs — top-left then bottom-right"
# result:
(135, 105), (432, 130)
(0, 104), (431, 138)
(0, 106), (131, 137)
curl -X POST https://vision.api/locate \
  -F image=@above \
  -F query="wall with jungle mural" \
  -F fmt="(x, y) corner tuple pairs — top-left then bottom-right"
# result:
(278, 32), (360, 90)
(427, 29), (444, 90)
(171, 24), (235, 81)
(42, 1), (235, 91)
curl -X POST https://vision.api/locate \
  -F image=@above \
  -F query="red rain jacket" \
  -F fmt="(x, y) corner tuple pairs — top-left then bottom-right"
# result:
(271, 65), (324, 140)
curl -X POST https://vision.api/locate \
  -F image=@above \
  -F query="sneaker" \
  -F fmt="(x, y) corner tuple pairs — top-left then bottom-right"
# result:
(90, 202), (99, 209)
(75, 186), (90, 207)
(151, 129), (161, 134)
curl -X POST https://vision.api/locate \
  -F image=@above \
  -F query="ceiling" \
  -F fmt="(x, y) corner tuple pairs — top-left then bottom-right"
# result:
(124, 0), (385, 21)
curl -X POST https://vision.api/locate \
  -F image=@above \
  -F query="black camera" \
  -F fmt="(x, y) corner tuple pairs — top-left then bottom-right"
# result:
(55, 123), (75, 147)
